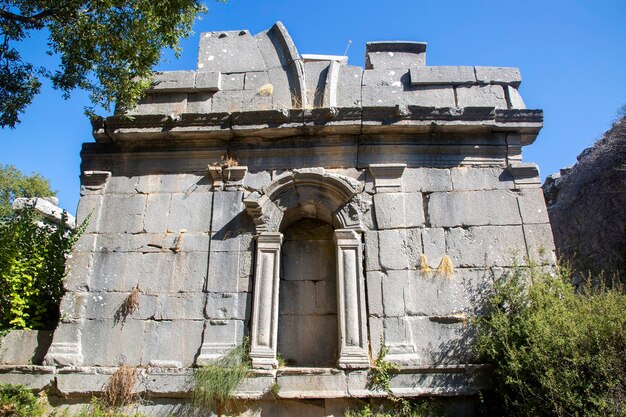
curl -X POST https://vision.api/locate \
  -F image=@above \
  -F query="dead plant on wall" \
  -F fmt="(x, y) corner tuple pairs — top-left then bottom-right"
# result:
(114, 285), (140, 327)
(102, 365), (139, 408)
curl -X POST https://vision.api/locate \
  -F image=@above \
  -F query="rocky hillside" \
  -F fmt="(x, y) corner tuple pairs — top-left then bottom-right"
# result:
(543, 114), (626, 283)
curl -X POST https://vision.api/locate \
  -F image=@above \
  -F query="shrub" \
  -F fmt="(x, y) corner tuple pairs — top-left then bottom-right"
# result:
(0, 206), (87, 330)
(475, 265), (626, 416)
(0, 383), (46, 417)
(192, 339), (251, 413)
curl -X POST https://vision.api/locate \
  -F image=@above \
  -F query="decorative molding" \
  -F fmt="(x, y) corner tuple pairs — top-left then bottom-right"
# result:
(368, 163), (406, 193)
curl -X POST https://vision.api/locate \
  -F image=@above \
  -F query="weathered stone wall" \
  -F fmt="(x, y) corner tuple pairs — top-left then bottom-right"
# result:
(544, 116), (626, 282)
(0, 22), (553, 416)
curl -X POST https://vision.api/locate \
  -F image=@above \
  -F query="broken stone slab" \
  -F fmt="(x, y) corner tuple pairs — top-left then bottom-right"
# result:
(197, 30), (267, 73)
(365, 41), (427, 69)
(409, 66), (475, 85)
(146, 71), (195, 93)
(475, 66), (522, 87)
(12, 197), (76, 229)
(456, 85), (508, 109)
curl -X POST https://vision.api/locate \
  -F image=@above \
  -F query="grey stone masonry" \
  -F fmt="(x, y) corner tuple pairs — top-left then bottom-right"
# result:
(5, 21), (555, 416)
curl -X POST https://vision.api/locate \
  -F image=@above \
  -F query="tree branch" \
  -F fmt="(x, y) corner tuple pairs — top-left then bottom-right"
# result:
(0, 8), (57, 25)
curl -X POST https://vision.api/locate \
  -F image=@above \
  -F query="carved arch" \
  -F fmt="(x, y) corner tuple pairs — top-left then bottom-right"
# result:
(243, 168), (364, 233)
(244, 168), (370, 369)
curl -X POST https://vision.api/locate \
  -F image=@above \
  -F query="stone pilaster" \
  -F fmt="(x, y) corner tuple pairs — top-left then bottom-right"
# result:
(334, 229), (369, 369)
(249, 232), (283, 369)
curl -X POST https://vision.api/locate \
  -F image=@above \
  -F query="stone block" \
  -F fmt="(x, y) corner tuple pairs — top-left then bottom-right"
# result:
(278, 315), (338, 367)
(368, 317), (384, 356)
(186, 92), (213, 113)
(404, 228), (424, 268)
(56, 369), (112, 395)
(84, 292), (157, 321)
(170, 252), (209, 293)
(336, 65), (363, 107)
(407, 317), (473, 364)
(221, 72), (245, 90)
(0, 330), (53, 365)
(523, 223), (556, 264)
(81, 318), (145, 366)
(507, 85), (525, 109)
(403, 168), (453, 192)
(389, 371), (471, 396)
(135, 174), (209, 194)
(282, 240), (335, 281)
(167, 192), (213, 233)
(195, 70), (220, 91)
(59, 292), (88, 320)
(212, 89), (272, 113)
(373, 193), (424, 229)
(207, 251), (241, 292)
(456, 85), (507, 109)
(517, 188), (550, 224)
(314, 280), (337, 315)
(409, 66), (475, 85)
(366, 271), (384, 316)
(65, 251), (93, 291)
(105, 175), (140, 194)
(277, 370), (347, 398)
(405, 269), (482, 316)
(475, 66), (522, 87)
(279, 280), (317, 315)
(155, 293), (206, 320)
(243, 170), (271, 190)
(142, 369), (193, 396)
(362, 69), (456, 107)
(128, 92), (187, 116)
(450, 167), (515, 191)
(210, 231), (254, 252)
(382, 270), (409, 317)
(0, 368), (54, 390)
(197, 30), (266, 73)
(76, 195), (103, 232)
(148, 71), (195, 92)
(143, 194), (171, 233)
(99, 194), (147, 234)
(421, 228), (446, 269)
(199, 319), (244, 361)
(90, 252), (133, 291)
(378, 229), (409, 270)
(142, 320), (204, 367)
(365, 41), (427, 69)
(205, 292), (248, 320)
(244, 71), (271, 91)
(446, 225), (527, 267)
(211, 191), (244, 232)
(428, 190), (521, 227)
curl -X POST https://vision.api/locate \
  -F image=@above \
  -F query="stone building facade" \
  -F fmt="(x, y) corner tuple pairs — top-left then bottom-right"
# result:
(0, 22), (553, 416)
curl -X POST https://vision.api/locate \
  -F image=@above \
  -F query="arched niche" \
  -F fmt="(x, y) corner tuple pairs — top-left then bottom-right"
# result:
(244, 169), (369, 369)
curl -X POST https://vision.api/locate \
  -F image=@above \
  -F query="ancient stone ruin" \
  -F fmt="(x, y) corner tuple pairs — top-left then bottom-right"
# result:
(0, 22), (554, 415)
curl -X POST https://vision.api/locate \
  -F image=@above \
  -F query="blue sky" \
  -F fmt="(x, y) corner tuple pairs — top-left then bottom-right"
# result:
(1, 0), (624, 214)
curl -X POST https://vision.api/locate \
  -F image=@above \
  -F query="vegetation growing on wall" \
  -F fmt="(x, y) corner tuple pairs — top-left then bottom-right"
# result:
(192, 339), (251, 414)
(0, 206), (87, 330)
(475, 265), (626, 416)
(0, 383), (46, 416)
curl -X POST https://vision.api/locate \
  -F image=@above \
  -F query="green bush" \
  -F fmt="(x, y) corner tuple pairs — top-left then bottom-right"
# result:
(0, 383), (46, 417)
(0, 207), (87, 330)
(475, 265), (626, 416)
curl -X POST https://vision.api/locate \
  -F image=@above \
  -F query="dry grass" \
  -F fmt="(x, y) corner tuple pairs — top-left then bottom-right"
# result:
(102, 365), (138, 408)
(437, 255), (454, 277)
(114, 286), (140, 326)
(257, 83), (273, 97)
(419, 254), (432, 274)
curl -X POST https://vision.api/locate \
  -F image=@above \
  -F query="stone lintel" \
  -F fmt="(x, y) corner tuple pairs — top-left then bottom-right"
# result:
(368, 163), (407, 193)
